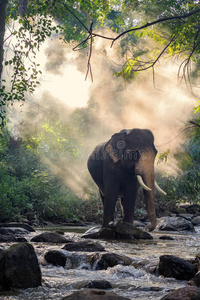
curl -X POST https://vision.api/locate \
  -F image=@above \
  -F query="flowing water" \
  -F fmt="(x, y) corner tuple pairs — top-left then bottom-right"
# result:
(1, 226), (200, 300)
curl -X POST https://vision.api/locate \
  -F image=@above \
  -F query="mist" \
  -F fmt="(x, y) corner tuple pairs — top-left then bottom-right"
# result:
(5, 27), (197, 197)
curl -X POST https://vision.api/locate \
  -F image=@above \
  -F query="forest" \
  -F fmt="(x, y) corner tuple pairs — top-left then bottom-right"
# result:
(0, 0), (200, 224)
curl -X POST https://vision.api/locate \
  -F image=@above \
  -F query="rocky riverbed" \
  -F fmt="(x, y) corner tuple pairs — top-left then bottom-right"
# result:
(1, 213), (200, 299)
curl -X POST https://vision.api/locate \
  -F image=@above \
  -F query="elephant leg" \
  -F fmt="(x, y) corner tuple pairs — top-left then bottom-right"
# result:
(120, 197), (125, 218)
(99, 189), (105, 205)
(102, 182), (119, 228)
(122, 184), (137, 224)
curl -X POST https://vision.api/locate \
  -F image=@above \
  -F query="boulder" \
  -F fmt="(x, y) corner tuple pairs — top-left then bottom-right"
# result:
(61, 289), (130, 300)
(44, 250), (132, 271)
(159, 255), (198, 280)
(95, 252), (132, 270)
(178, 214), (194, 221)
(44, 250), (67, 267)
(193, 271), (200, 287)
(0, 227), (29, 235)
(161, 286), (200, 300)
(62, 240), (105, 252)
(191, 216), (200, 226)
(31, 232), (71, 243)
(82, 221), (153, 240)
(174, 207), (187, 214)
(0, 243), (41, 290)
(186, 204), (200, 214)
(82, 226), (102, 239)
(0, 234), (18, 242)
(44, 250), (91, 269)
(114, 221), (153, 239)
(156, 217), (194, 232)
(0, 222), (35, 232)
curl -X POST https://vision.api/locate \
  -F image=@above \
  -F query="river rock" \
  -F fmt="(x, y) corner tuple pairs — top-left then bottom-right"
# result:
(0, 227), (29, 235)
(44, 250), (93, 269)
(0, 222), (35, 232)
(156, 217), (195, 232)
(0, 243), (41, 290)
(62, 240), (105, 252)
(82, 226), (102, 239)
(174, 207), (187, 214)
(186, 204), (200, 214)
(85, 280), (112, 289)
(191, 216), (200, 226)
(62, 289), (130, 300)
(159, 255), (198, 280)
(178, 214), (194, 221)
(114, 221), (153, 239)
(161, 286), (200, 300)
(95, 252), (132, 270)
(44, 250), (67, 267)
(0, 234), (18, 242)
(192, 271), (200, 287)
(82, 221), (153, 240)
(31, 232), (71, 243)
(44, 249), (132, 270)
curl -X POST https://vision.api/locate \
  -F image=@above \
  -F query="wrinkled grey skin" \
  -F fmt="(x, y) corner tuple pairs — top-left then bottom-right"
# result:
(87, 128), (158, 231)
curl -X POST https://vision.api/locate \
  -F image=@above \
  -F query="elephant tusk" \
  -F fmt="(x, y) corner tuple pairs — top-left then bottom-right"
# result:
(137, 175), (152, 191)
(154, 181), (167, 196)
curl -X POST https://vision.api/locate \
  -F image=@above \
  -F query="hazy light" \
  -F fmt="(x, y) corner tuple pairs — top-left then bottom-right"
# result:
(35, 41), (91, 108)
(36, 64), (91, 108)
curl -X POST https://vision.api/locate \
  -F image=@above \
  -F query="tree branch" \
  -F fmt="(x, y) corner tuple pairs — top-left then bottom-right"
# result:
(111, 8), (200, 46)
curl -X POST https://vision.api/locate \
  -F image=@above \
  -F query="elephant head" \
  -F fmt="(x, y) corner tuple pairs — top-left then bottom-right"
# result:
(105, 128), (166, 231)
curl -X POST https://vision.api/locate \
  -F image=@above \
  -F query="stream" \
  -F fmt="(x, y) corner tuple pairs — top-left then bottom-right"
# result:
(1, 225), (200, 300)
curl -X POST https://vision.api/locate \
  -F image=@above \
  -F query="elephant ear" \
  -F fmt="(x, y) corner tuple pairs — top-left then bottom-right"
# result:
(106, 131), (127, 163)
(106, 143), (120, 163)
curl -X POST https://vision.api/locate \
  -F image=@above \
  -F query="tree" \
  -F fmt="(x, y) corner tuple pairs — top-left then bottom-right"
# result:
(0, 0), (8, 84)
(1, 0), (200, 127)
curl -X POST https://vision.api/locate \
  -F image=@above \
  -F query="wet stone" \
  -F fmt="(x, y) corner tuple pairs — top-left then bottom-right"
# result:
(0, 234), (18, 242)
(161, 286), (200, 300)
(159, 255), (198, 280)
(0, 227), (29, 235)
(191, 216), (200, 226)
(156, 217), (195, 232)
(82, 221), (153, 240)
(62, 240), (105, 252)
(94, 252), (132, 270)
(44, 250), (67, 267)
(0, 223), (35, 232)
(0, 243), (41, 290)
(31, 232), (72, 243)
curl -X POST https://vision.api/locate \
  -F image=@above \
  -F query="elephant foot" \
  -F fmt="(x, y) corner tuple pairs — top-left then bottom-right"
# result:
(145, 222), (157, 232)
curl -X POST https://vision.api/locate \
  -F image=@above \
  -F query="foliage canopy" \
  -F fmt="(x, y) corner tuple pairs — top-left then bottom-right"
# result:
(0, 0), (200, 125)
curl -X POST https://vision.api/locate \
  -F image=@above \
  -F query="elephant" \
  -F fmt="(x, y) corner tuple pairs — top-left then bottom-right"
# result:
(87, 128), (166, 231)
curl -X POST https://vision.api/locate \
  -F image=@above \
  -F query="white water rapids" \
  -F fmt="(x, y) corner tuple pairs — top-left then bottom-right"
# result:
(1, 226), (200, 299)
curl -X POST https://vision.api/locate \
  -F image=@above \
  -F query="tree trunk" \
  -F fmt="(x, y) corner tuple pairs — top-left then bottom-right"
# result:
(18, 0), (28, 15)
(0, 0), (8, 85)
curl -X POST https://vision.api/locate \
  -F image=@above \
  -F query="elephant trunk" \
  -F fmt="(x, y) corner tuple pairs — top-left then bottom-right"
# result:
(143, 175), (157, 231)
(135, 150), (157, 231)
